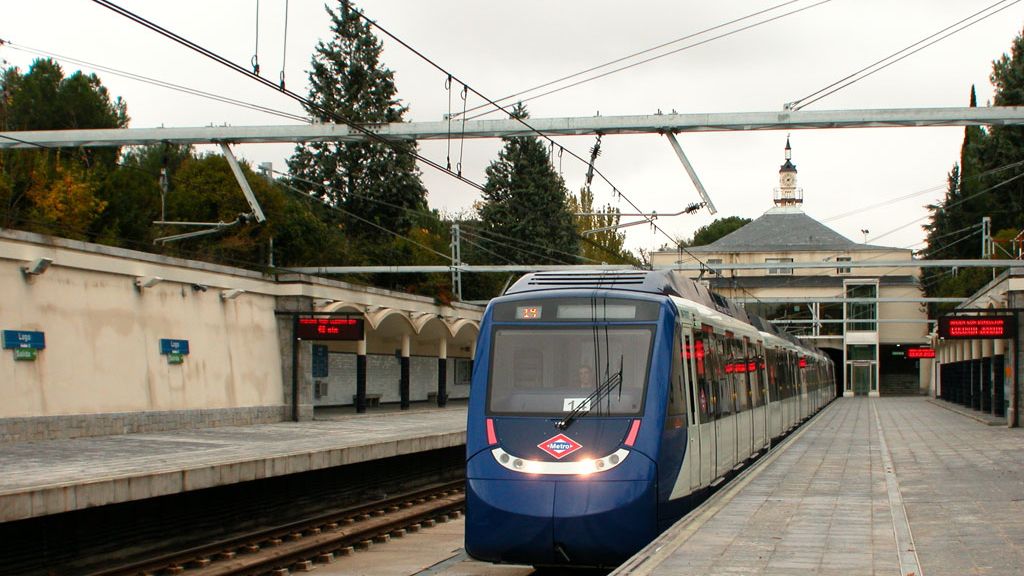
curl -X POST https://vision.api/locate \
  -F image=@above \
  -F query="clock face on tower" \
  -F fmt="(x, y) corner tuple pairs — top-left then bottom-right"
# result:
(782, 175), (794, 186)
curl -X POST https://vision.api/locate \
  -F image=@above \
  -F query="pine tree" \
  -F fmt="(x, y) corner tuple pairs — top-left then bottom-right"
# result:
(286, 1), (427, 242)
(478, 104), (580, 264)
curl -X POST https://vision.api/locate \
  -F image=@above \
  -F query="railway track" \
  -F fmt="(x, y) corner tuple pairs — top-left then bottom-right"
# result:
(89, 480), (466, 576)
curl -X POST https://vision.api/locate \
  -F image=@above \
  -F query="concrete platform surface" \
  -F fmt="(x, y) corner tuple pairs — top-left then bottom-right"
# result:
(614, 397), (1024, 576)
(0, 406), (467, 523)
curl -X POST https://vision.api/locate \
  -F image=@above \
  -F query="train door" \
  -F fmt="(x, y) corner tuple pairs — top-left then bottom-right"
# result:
(712, 333), (735, 475)
(680, 329), (701, 490)
(733, 336), (752, 463)
(690, 329), (715, 488)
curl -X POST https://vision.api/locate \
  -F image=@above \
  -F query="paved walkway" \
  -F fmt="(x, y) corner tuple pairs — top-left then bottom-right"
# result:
(0, 406), (467, 523)
(615, 397), (1024, 576)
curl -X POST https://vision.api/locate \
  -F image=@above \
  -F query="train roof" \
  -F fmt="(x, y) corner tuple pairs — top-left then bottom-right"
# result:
(507, 269), (749, 320)
(507, 270), (825, 357)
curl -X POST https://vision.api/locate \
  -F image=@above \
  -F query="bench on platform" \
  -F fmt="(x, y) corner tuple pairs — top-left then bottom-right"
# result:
(353, 394), (382, 407)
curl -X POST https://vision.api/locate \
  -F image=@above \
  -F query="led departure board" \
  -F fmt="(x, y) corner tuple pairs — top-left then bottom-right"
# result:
(938, 316), (1015, 340)
(296, 317), (364, 340)
(906, 347), (936, 359)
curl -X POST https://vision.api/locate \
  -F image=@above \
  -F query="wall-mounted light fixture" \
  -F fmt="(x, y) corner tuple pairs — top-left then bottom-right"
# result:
(220, 289), (245, 300)
(22, 257), (53, 276)
(135, 276), (163, 290)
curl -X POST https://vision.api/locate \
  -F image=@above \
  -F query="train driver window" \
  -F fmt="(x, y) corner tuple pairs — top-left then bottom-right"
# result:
(513, 348), (544, 389)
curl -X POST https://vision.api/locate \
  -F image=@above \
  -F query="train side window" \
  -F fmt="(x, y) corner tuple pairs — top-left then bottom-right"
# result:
(680, 329), (697, 419)
(733, 338), (750, 412)
(690, 330), (714, 423)
(669, 325), (686, 420)
(750, 342), (763, 408)
(712, 334), (732, 416)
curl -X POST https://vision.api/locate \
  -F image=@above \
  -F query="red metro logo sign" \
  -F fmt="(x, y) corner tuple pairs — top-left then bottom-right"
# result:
(938, 316), (1015, 340)
(538, 434), (582, 460)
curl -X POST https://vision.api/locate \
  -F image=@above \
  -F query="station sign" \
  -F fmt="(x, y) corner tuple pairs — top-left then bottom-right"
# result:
(906, 347), (935, 359)
(938, 316), (1016, 340)
(159, 339), (189, 364)
(295, 317), (364, 341)
(159, 339), (190, 355)
(2, 330), (45, 350)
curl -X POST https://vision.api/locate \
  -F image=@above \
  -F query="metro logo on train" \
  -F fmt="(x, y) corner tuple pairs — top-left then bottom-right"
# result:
(537, 434), (582, 459)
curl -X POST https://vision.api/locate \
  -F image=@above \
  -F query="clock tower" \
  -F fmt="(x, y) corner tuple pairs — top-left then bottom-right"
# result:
(775, 137), (803, 207)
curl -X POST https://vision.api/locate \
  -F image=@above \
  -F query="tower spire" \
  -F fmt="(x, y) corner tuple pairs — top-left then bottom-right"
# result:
(775, 137), (802, 207)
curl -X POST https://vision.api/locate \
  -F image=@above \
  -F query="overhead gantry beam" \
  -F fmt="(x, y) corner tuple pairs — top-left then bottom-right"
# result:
(3, 106), (1024, 148)
(286, 260), (1021, 275)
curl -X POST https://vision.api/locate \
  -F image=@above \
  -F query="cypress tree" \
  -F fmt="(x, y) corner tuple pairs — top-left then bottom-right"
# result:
(478, 104), (580, 264)
(287, 1), (427, 243)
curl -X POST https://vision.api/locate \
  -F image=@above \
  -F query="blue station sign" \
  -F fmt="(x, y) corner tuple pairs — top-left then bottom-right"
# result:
(2, 330), (45, 350)
(159, 339), (190, 355)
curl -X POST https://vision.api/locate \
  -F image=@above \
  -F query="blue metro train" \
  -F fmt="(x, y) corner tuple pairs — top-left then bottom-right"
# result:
(465, 270), (835, 568)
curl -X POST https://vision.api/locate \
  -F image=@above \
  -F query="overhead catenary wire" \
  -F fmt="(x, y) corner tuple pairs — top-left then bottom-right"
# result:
(458, 0), (831, 120)
(2, 40), (308, 122)
(88, 0), (487, 194)
(251, 0), (260, 74)
(820, 158), (1024, 223)
(788, 0), (1022, 110)
(340, 2), (701, 267)
(275, 179), (453, 262)
(279, 0), (289, 90)
(868, 169), (1024, 244)
(276, 166), (598, 264)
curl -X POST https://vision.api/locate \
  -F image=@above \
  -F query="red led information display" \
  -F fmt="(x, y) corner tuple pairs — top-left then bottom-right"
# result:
(938, 316), (1015, 340)
(906, 347), (936, 359)
(295, 317), (364, 341)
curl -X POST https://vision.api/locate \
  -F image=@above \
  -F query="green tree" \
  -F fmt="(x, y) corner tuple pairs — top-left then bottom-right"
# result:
(286, 0), (427, 244)
(478, 103), (580, 264)
(567, 186), (634, 263)
(0, 58), (127, 231)
(690, 216), (752, 246)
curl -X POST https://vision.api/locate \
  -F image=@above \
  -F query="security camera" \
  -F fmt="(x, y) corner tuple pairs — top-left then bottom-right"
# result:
(135, 276), (163, 289)
(221, 289), (245, 300)
(22, 257), (53, 276)
(191, 284), (208, 292)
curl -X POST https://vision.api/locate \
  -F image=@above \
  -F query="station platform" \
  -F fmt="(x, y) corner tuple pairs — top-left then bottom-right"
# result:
(614, 397), (1024, 576)
(0, 403), (467, 523)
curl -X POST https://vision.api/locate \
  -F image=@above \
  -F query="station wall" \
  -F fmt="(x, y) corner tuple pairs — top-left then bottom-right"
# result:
(0, 230), (482, 442)
(0, 241), (286, 441)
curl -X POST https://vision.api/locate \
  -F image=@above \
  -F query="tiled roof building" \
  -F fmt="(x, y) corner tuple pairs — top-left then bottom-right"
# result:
(652, 139), (931, 397)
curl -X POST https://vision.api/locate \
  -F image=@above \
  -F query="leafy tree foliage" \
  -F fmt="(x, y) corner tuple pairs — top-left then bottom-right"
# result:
(922, 28), (1024, 308)
(287, 1), (428, 243)
(690, 216), (752, 246)
(567, 186), (635, 264)
(1, 58), (127, 230)
(478, 104), (580, 264)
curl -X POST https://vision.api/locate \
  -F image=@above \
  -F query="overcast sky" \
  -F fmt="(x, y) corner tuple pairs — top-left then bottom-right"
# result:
(3, 0), (1023, 257)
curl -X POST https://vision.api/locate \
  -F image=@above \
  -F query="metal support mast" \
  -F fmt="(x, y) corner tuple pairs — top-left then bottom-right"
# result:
(450, 224), (462, 301)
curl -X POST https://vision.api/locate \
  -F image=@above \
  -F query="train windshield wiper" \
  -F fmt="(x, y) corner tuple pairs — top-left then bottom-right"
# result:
(557, 357), (623, 430)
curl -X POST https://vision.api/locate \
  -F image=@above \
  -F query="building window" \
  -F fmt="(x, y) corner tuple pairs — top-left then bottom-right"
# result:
(845, 283), (877, 332)
(766, 257), (793, 275)
(455, 358), (472, 386)
(836, 256), (852, 274)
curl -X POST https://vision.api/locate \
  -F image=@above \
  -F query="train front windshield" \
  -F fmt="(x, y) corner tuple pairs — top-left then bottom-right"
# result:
(487, 326), (653, 417)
